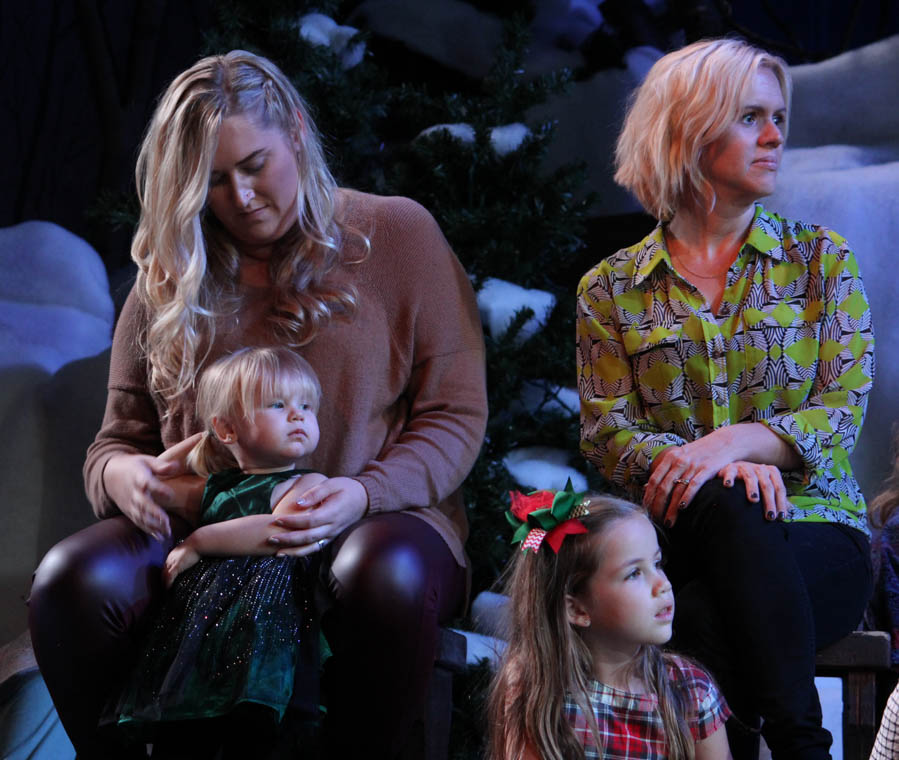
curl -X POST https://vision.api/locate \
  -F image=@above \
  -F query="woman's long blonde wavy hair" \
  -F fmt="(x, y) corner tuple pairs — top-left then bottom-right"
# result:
(614, 37), (791, 221)
(132, 49), (366, 402)
(487, 497), (695, 760)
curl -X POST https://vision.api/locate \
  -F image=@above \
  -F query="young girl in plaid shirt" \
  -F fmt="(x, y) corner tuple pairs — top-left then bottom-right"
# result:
(488, 489), (731, 759)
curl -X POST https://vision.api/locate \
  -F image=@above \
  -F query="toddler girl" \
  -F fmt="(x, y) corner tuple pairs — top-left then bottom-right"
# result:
(489, 487), (732, 759)
(108, 346), (327, 757)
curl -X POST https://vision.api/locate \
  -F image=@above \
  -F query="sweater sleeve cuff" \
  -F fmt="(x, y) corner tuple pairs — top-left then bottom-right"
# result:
(94, 454), (123, 519)
(352, 474), (382, 515)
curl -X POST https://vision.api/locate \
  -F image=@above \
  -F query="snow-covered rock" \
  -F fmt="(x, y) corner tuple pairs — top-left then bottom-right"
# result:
(0, 221), (113, 373)
(0, 221), (113, 644)
(764, 35), (899, 499)
(533, 0), (604, 50)
(350, 0), (504, 79)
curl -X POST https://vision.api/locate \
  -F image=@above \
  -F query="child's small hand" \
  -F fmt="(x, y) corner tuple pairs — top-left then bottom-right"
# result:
(163, 544), (200, 588)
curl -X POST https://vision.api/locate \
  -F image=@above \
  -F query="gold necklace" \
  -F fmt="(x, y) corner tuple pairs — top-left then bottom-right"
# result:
(664, 228), (738, 279)
(670, 252), (734, 279)
(663, 229), (740, 280)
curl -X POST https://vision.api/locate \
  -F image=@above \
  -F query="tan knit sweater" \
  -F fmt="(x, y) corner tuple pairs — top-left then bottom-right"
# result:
(84, 190), (488, 564)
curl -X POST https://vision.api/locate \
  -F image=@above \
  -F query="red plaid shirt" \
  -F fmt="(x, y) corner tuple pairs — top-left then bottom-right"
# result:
(563, 655), (730, 759)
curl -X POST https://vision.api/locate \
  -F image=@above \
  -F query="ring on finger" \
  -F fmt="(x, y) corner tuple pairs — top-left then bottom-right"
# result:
(673, 478), (690, 485)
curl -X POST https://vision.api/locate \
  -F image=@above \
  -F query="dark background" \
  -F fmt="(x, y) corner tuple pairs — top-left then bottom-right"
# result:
(2, 0), (897, 278)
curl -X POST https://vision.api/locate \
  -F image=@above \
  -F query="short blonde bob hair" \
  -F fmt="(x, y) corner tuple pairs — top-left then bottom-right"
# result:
(134, 50), (365, 403)
(614, 37), (791, 221)
(188, 346), (322, 476)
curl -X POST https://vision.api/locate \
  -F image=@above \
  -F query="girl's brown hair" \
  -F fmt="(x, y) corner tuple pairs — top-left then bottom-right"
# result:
(487, 496), (695, 760)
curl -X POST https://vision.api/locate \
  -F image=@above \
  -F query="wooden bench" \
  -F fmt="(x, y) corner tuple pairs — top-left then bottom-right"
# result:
(815, 630), (893, 760)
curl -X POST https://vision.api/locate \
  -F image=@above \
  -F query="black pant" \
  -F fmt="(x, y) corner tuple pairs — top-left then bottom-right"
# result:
(28, 511), (465, 760)
(666, 479), (872, 760)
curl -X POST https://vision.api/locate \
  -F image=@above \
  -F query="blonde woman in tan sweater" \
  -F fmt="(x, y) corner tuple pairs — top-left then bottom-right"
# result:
(29, 50), (487, 760)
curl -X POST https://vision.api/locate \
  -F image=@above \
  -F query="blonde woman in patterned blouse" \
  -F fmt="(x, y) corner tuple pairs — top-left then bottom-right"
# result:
(577, 38), (874, 760)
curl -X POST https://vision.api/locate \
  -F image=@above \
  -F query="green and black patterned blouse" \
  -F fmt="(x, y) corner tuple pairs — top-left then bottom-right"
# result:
(577, 204), (874, 535)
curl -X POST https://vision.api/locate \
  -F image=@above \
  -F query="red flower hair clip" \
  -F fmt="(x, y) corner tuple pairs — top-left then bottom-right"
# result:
(506, 480), (589, 554)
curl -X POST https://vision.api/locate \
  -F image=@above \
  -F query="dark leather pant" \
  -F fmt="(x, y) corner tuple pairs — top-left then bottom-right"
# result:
(666, 479), (872, 760)
(28, 511), (465, 759)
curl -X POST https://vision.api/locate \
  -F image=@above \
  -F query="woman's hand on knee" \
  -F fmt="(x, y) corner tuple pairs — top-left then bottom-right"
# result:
(719, 461), (789, 521)
(269, 477), (369, 557)
(103, 453), (181, 540)
(644, 436), (735, 527)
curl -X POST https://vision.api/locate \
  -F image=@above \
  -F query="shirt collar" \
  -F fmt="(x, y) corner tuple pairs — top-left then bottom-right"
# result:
(743, 204), (788, 262)
(630, 203), (786, 287)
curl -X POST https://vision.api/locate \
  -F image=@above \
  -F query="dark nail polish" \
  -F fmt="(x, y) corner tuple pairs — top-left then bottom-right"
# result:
(678, 501), (687, 510)
(724, 480), (732, 487)
(766, 511), (774, 520)
(751, 492), (759, 501)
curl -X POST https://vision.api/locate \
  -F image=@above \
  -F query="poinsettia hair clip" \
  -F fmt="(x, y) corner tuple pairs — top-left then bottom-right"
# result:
(506, 480), (591, 554)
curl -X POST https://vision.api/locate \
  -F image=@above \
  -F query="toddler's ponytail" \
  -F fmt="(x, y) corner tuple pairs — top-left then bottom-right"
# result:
(186, 430), (237, 478)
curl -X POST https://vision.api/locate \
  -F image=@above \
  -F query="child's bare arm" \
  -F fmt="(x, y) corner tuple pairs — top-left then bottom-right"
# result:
(163, 473), (328, 587)
(694, 724), (733, 760)
(163, 514), (289, 587)
(181, 514), (290, 555)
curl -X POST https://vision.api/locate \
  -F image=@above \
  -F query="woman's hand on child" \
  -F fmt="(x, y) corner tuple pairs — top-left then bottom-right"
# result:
(156, 432), (204, 475)
(269, 477), (369, 557)
(163, 543), (200, 588)
(104, 453), (182, 541)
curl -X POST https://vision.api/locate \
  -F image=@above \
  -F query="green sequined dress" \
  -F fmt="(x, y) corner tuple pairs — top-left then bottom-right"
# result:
(111, 468), (319, 734)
